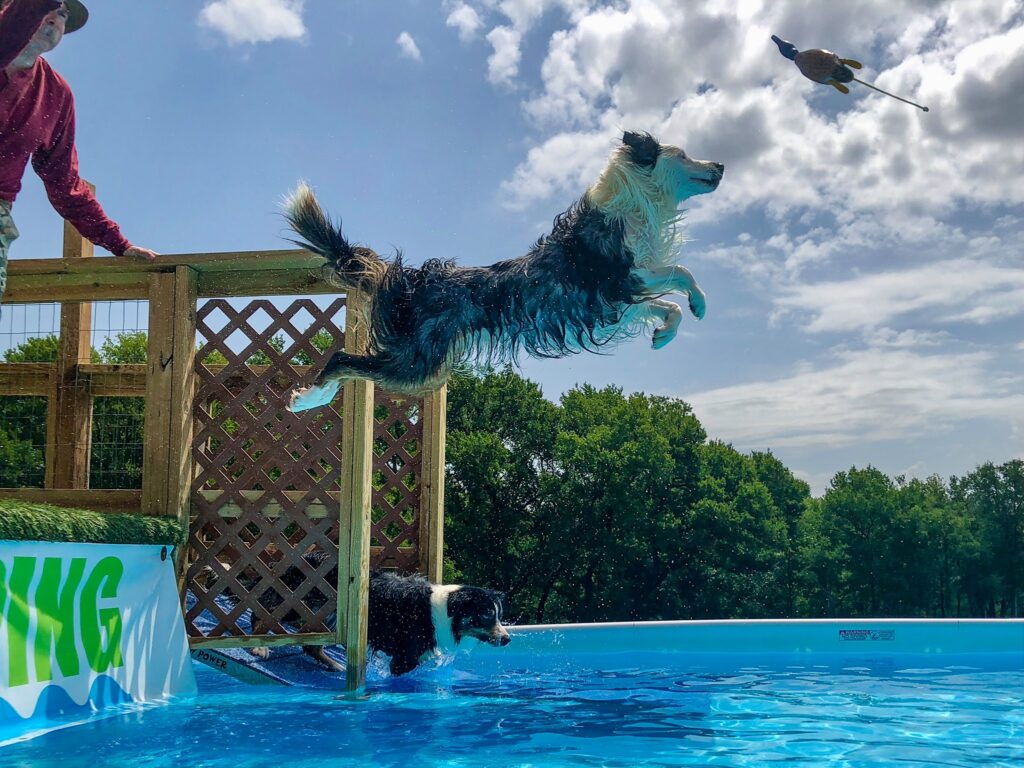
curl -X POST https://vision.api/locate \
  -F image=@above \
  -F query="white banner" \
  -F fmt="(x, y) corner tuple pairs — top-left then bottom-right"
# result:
(0, 541), (196, 743)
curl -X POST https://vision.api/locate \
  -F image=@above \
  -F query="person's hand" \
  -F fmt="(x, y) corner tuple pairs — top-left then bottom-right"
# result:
(124, 246), (158, 262)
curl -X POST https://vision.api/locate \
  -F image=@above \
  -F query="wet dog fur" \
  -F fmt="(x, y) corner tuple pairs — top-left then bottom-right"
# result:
(284, 131), (724, 410)
(244, 554), (510, 675)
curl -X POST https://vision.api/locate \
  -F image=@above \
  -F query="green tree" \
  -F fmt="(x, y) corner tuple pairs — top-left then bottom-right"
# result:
(98, 331), (147, 364)
(951, 461), (1024, 616)
(548, 387), (693, 622)
(890, 476), (940, 614)
(673, 442), (790, 619)
(795, 497), (844, 616)
(751, 451), (811, 614)
(813, 467), (898, 615)
(444, 369), (560, 621)
(3, 334), (59, 363)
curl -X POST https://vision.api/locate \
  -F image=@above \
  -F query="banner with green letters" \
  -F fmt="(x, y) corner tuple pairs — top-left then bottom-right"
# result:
(0, 541), (196, 744)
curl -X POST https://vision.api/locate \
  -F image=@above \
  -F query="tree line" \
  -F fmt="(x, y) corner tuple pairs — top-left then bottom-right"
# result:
(444, 370), (1022, 623)
(2, 335), (1021, 621)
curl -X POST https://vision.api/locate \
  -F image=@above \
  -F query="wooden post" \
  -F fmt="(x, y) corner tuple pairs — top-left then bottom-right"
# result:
(142, 267), (198, 521)
(142, 272), (174, 515)
(169, 267), (198, 581)
(336, 289), (374, 692)
(418, 385), (446, 583)
(46, 216), (95, 489)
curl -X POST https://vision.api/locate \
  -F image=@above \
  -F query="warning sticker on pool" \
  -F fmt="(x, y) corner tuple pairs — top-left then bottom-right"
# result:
(839, 629), (896, 641)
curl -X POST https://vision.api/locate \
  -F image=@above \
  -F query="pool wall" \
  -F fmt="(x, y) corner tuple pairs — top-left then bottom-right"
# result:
(459, 618), (1024, 666)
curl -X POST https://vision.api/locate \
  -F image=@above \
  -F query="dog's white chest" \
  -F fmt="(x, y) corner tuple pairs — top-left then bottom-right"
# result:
(429, 584), (460, 654)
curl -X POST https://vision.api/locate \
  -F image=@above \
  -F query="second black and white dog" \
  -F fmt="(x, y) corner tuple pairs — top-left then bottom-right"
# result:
(285, 130), (724, 410)
(368, 568), (510, 675)
(246, 554), (510, 676)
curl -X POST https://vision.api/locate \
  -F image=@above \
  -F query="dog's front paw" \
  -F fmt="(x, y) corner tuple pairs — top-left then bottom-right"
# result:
(688, 288), (706, 320)
(652, 303), (683, 350)
(652, 326), (678, 349)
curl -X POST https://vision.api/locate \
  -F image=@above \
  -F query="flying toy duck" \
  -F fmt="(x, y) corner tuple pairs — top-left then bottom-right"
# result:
(772, 35), (929, 112)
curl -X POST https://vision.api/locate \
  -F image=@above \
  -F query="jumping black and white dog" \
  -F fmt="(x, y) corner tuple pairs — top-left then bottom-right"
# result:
(244, 554), (510, 676)
(285, 131), (724, 410)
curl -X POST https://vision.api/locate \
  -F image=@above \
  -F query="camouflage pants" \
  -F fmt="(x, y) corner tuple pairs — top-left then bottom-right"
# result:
(0, 200), (16, 316)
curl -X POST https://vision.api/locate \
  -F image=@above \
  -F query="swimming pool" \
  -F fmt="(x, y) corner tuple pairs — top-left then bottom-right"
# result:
(3, 620), (1022, 767)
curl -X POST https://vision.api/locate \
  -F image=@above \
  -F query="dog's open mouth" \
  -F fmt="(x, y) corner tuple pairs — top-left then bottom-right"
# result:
(691, 176), (720, 187)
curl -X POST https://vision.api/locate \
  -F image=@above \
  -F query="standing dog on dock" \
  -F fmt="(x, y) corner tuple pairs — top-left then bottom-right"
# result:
(285, 131), (724, 410)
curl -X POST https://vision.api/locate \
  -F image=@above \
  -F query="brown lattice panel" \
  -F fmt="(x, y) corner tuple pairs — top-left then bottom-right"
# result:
(371, 396), (422, 571)
(183, 298), (423, 643)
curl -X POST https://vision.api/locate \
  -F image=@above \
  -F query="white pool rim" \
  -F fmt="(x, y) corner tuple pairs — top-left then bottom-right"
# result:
(467, 618), (1024, 657)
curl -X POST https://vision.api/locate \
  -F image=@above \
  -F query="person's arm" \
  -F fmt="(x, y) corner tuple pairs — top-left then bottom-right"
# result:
(32, 91), (135, 256)
(0, 0), (58, 69)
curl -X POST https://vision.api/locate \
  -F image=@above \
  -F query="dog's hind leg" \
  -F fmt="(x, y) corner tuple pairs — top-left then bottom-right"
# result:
(649, 298), (684, 350)
(635, 266), (706, 319)
(288, 351), (386, 413)
(288, 378), (342, 413)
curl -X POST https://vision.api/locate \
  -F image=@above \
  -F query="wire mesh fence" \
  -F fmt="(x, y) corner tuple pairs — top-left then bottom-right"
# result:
(0, 303), (60, 488)
(0, 300), (151, 489)
(90, 397), (145, 489)
(0, 302), (60, 359)
(0, 397), (47, 487)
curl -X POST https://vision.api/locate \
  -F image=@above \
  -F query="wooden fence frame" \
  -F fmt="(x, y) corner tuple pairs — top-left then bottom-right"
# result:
(0, 220), (446, 691)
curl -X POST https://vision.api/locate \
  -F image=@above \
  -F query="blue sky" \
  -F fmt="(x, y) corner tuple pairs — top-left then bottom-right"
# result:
(5, 0), (1023, 493)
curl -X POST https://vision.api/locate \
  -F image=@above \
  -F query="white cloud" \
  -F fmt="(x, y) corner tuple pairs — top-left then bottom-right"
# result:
(775, 258), (1024, 333)
(487, 26), (523, 84)
(446, 2), (485, 41)
(687, 347), (1024, 450)
(450, 0), (1024, 220)
(864, 328), (952, 349)
(499, 128), (615, 209)
(198, 0), (306, 46)
(898, 460), (930, 481)
(791, 468), (836, 496)
(497, 0), (552, 31)
(457, 0), (599, 82)
(397, 31), (423, 62)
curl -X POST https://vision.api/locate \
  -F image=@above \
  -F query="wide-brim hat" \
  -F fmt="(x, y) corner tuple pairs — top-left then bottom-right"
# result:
(64, 0), (89, 34)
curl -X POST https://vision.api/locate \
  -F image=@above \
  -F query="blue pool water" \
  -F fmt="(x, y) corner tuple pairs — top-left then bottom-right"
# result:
(2, 651), (1022, 767)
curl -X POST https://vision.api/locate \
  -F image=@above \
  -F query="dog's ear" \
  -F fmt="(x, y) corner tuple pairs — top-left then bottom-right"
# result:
(622, 131), (660, 168)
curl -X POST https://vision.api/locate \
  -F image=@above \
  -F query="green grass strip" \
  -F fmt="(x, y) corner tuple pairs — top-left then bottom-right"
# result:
(0, 499), (184, 546)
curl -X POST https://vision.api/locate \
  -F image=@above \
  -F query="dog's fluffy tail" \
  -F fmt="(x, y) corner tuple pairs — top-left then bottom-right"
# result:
(284, 182), (387, 292)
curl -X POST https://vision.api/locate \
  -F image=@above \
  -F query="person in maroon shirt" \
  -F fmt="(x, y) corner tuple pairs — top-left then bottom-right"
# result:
(0, 0), (158, 313)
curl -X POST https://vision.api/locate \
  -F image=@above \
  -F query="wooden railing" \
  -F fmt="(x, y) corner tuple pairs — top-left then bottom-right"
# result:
(0, 219), (446, 690)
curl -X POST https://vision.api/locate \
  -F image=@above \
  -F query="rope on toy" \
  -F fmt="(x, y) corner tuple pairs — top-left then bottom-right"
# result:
(851, 77), (929, 111)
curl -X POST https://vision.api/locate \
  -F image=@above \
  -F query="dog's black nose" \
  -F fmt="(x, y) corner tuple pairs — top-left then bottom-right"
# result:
(499, 634), (511, 646)
(712, 162), (725, 175)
